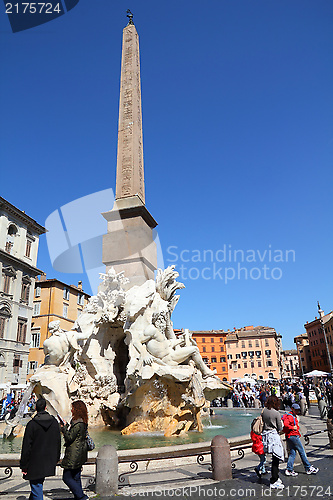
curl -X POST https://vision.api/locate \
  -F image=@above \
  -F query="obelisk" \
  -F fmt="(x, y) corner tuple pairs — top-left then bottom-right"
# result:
(102, 11), (158, 287)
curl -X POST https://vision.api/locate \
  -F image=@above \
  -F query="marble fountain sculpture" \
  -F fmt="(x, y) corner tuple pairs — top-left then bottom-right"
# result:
(25, 266), (230, 437)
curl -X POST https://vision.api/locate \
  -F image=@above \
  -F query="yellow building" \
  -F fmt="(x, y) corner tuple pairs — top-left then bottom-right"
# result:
(225, 326), (282, 382)
(27, 276), (90, 378)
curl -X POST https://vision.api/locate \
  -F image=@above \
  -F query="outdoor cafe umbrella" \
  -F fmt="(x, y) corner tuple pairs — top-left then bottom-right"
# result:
(304, 370), (329, 377)
(234, 376), (257, 385)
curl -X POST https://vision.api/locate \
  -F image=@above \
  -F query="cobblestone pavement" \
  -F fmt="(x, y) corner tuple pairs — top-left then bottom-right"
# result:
(0, 407), (331, 500)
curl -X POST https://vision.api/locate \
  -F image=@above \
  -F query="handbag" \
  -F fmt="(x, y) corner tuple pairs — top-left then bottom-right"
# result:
(251, 410), (264, 435)
(86, 431), (95, 451)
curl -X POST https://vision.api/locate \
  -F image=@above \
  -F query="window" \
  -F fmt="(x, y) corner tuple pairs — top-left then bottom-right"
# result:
(220, 338), (223, 343)
(241, 342), (245, 348)
(220, 346), (224, 352)
(255, 340), (259, 347)
(248, 351), (254, 357)
(3, 274), (10, 294)
(63, 304), (68, 318)
(25, 239), (32, 258)
(0, 317), (6, 339)
(13, 356), (21, 374)
(35, 286), (41, 297)
(236, 353), (241, 359)
(238, 364), (241, 368)
(203, 357), (209, 364)
(211, 357), (217, 363)
(265, 350), (271, 357)
(17, 321), (27, 343)
(241, 352), (247, 358)
(63, 287), (70, 300)
(258, 361), (262, 367)
(251, 362), (254, 368)
(265, 339), (269, 347)
(203, 346), (206, 352)
(235, 342), (239, 348)
(248, 341), (252, 348)
(227, 354), (232, 360)
(30, 330), (40, 348)
(211, 346), (215, 352)
(21, 283), (30, 302)
(211, 338), (214, 343)
(222, 366), (226, 371)
(256, 351), (261, 357)
(220, 356), (226, 363)
(5, 241), (13, 253)
(77, 293), (84, 305)
(33, 302), (41, 316)
(202, 338), (205, 343)
(29, 361), (38, 371)
(267, 360), (273, 367)
(244, 362), (248, 368)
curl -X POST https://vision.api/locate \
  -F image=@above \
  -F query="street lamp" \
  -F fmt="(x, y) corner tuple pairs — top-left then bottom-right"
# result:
(317, 301), (333, 375)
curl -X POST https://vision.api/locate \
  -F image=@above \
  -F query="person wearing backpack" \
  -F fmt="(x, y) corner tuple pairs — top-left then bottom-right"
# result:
(251, 411), (266, 480)
(261, 395), (285, 489)
(282, 403), (319, 476)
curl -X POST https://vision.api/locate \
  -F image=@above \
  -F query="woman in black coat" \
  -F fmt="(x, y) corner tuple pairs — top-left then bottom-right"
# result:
(60, 400), (89, 500)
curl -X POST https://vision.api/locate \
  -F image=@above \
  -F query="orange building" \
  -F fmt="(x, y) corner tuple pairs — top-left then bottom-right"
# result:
(27, 276), (90, 378)
(191, 330), (229, 381)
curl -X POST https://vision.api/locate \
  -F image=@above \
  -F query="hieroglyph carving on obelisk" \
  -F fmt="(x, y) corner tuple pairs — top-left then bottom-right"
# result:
(116, 23), (145, 203)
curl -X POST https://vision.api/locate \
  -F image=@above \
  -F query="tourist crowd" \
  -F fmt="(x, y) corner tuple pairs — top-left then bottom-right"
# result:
(0, 392), (36, 421)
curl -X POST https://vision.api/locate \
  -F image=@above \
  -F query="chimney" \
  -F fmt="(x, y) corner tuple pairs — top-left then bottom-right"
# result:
(78, 281), (83, 291)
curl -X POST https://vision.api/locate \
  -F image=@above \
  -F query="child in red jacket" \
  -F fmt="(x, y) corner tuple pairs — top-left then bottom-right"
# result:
(251, 430), (266, 479)
(282, 403), (319, 476)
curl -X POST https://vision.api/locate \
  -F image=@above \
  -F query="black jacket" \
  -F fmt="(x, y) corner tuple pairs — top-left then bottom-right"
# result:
(20, 411), (61, 480)
(61, 420), (88, 470)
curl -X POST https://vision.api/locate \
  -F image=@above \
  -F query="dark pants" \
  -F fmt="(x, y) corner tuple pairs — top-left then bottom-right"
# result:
(63, 468), (87, 500)
(270, 455), (280, 484)
(29, 478), (44, 500)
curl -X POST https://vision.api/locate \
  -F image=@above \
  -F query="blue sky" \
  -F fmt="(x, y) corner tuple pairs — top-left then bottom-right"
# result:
(1, 0), (332, 349)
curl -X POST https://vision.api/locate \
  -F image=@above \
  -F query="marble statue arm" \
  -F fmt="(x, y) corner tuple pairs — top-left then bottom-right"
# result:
(132, 336), (153, 366)
(170, 337), (185, 349)
(165, 310), (176, 340)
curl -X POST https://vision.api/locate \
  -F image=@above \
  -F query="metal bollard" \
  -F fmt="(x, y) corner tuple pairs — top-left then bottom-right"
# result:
(227, 399), (233, 408)
(211, 435), (232, 481)
(95, 445), (118, 496)
(254, 399), (260, 409)
(300, 399), (306, 416)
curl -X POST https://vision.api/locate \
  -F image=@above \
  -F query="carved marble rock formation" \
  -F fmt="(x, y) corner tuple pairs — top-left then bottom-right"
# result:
(121, 375), (204, 437)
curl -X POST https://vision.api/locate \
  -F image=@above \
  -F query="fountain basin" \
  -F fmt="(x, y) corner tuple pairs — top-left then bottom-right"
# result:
(0, 408), (259, 454)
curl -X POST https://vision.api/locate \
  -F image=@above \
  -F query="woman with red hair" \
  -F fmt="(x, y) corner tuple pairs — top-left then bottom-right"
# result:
(60, 400), (89, 500)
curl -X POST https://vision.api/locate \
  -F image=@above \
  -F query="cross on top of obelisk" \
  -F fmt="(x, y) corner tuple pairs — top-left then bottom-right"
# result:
(126, 9), (134, 25)
(115, 9), (145, 203)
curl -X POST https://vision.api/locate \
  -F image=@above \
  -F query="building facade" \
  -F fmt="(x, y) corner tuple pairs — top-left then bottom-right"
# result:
(281, 349), (300, 378)
(191, 330), (229, 381)
(28, 277), (90, 378)
(225, 326), (282, 382)
(0, 197), (45, 385)
(304, 309), (333, 374)
(294, 333), (312, 376)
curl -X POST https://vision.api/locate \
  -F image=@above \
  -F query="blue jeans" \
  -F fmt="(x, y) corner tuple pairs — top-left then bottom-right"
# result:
(258, 454), (266, 473)
(29, 479), (44, 500)
(286, 435), (311, 471)
(63, 468), (87, 500)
